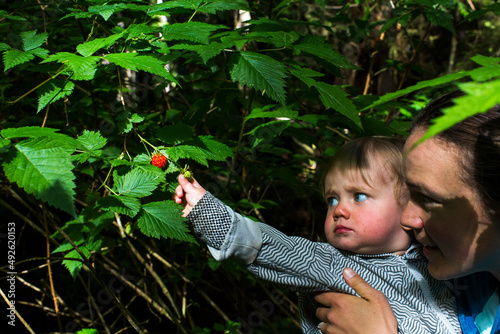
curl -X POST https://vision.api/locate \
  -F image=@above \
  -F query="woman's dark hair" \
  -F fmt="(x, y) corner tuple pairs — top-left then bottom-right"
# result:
(411, 90), (500, 216)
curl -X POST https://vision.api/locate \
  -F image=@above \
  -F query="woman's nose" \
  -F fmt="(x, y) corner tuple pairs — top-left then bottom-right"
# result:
(401, 200), (424, 230)
(333, 202), (350, 219)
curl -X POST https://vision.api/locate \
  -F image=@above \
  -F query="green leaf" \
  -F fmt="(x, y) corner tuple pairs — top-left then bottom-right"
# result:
(3, 137), (76, 216)
(266, 31), (300, 48)
(293, 42), (359, 70)
(113, 168), (161, 197)
(76, 130), (107, 151)
(0, 43), (11, 51)
(76, 329), (99, 334)
(75, 130), (107, 163)
(2, 126), (60, 139)
(62, 246), (89, 278)
(42, 52), (99, 80)
(363, 71), (470, 110)
(105, 53), (177, 83)
(424, 8), (454, 33)
(247, 120), (290, 148)
(230, 51), (287, 105)
(198, 0), (250, 14)
(37, 80), (75, 113)
(3, 49), (35, 71)
(468, 55), (500, 81)
(156, 123), (194, 145)
(97, 195), (141, 218)
(246, 107), (299, 120)
(172, 41), (232, 64)
(163, 22), (228, 44)
(88, 4), (124, 21)
(166, 136), (233, 166)
(20, 30), (48, 51)
(137, 201), (196, 242)
(288, 64), (324, 82)
(1, 126), (77, 148)
(304, 80), (361, 128)
(77, 32), (126, 57)
(418, 80), (500, 144)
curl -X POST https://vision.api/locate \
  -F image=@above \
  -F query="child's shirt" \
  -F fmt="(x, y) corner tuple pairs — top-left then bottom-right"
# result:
(187, 192), (462, 334)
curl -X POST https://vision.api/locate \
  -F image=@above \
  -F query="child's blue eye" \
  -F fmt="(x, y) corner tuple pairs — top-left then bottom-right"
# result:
(354, 193), (368, 202)
(328, 198), (339, 206)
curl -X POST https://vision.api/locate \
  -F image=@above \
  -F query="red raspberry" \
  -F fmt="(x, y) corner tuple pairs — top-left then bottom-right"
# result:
(151, 153), (167, 169)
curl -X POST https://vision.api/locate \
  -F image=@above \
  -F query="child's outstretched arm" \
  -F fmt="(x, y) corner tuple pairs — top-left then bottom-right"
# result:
(174, 174), (206, 217)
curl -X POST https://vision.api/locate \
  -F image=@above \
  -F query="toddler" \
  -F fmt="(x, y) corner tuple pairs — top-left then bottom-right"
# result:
(174, 136), (460, 333)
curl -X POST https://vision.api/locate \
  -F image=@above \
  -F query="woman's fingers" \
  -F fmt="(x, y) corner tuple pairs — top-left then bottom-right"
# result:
(315, 268), (398, 334)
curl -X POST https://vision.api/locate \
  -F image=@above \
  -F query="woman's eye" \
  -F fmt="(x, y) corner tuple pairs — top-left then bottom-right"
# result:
(354, 193), (368, 202)
(328, 197), (339, 206)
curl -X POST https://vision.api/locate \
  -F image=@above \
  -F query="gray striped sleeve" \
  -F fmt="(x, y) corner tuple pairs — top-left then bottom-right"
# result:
(187, 192), (262, 264)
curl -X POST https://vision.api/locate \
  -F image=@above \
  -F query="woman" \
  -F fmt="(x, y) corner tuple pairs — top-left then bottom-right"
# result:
(315, 90), (500, 333)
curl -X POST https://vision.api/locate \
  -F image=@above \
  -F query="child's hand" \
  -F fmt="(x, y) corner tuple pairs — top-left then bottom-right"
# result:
(174, 174), (207, 217)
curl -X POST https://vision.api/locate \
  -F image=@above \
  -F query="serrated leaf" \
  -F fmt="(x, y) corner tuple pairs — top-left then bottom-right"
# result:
(149, 0), (200, 12)
(0, 43), (12, 51)
(247, 120), (290, 148)
(77, 32), (125, 57)
(363, 71), (470, 111)
(42, 52), (99, 80)
(20, 30), (48, 51)
(424, 8), (454, 33)
(105, 53), (177, 83)
(76, 130), (107, 151)
(166, 136), (233, 166)
(30, 47), (49, 59)
(312, 82), (361, 128)
(246, 107), (299, 120)
(97, 195), (141, 218)
(0, 10), (27, 21)
(163, 22), (228, 44)
(62, 246), (89, 278)
(230, 51), (287, 105)
(126, 23), (158, 41)
(171, 41), (232, 64)
(37, 80), (75, 112)
(156, 123), (194, 145)
(137, 201), (196, 242)
(75, 130), (107, 163)
(198, 0), (250, 14)
(1, 126), (77, 148)
(88, 4), (123, 21)
(76, 329), (99, 334)
(113, 168), (161, 197)
(418, 80), (500, 144)
(3, 49), (35, 71)
(3, 137), (76, 216)
(468, 55), (500, 81)
(293, 43), (359, 70)
(266, 31), (299, 48)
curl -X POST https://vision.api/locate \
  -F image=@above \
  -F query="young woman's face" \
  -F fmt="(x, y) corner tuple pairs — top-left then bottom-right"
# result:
(401, 130), (500, 280)
(323, 161), (411, 255)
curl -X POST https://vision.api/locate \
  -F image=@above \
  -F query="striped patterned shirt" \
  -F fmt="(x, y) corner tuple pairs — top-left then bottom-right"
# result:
(188, 192), (462, 334)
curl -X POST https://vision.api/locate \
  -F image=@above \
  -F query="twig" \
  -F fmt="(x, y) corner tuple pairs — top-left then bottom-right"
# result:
(77, 274), (112, 334)
(43, 210), (63, 331)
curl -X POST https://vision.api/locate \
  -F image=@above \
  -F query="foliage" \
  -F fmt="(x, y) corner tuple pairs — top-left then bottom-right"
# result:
(0, 0), (499, 333)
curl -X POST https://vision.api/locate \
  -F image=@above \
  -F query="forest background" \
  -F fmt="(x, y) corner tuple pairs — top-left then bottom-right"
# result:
(1, 0), (499, 333)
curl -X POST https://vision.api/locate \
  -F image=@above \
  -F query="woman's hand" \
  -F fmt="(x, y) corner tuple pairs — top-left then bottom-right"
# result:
(315, 268), (398, 334)
(174, 174), (206, 217)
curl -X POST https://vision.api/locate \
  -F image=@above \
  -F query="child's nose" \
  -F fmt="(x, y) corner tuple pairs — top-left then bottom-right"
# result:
(333, 202), (350, 219)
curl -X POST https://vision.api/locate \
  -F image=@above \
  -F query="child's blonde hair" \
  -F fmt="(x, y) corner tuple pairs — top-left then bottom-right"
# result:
(321, 136), (407, 205)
